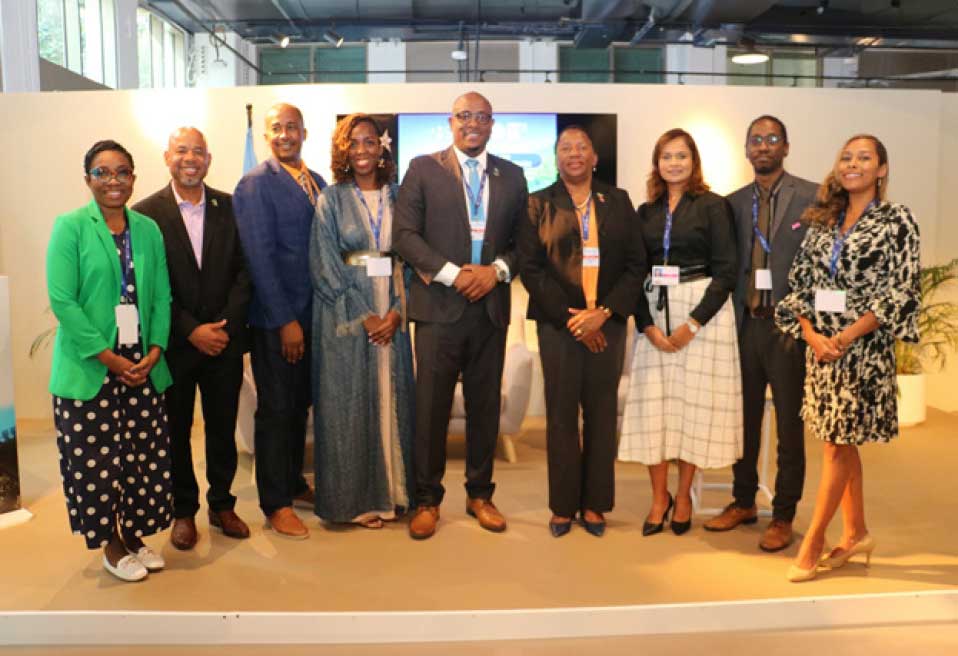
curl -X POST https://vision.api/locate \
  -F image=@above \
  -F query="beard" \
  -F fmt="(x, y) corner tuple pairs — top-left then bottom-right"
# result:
(752, 160), (782, 175)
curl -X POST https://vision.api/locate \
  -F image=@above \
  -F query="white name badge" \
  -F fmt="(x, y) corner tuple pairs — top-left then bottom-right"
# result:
(115, 304), (139, 346)
(755, 268), (773, 291)
(582, 246), (600, 268)
(651, 265), (680, 287)
(814, 289), (847, 314)
(470, 221), (486, 241)
(366, 256), (392, 278)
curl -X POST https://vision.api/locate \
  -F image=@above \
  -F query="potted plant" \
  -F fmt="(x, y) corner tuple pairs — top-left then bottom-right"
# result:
(895, 258), (958, 426)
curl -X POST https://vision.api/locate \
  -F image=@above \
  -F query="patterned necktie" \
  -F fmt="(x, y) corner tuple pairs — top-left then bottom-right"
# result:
(298, 171), (317, 206)
(748, 184), (772, 312)
(465, 159), (484, 264)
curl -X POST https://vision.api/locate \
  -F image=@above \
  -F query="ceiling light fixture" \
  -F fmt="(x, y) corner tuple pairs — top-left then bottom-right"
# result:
(731, 37), (769, 65)
(271, 33), (290, 48)
(324, 29), (344, 48)
(451, 39), (468, 60)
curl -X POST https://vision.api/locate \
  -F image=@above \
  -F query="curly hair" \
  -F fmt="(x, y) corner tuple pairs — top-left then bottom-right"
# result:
(803, 134), (889, 229)
(646, 128), (710, 203)
(330, 113), (396, 186)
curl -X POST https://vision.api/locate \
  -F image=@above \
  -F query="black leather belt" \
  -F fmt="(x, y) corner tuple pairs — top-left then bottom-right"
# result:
(646, 265), (712, 335)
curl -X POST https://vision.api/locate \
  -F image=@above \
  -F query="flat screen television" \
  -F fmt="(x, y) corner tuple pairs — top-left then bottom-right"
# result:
(336, 113), (618, 190)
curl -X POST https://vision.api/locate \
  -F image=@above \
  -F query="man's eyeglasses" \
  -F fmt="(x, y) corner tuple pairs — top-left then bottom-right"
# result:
(748, 134), (783, 147)
(453, 111), (492, 125)
(89, 167), (133, 183)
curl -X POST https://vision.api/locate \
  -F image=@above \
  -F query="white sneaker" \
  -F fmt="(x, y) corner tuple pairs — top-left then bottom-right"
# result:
(127, 545), (165, 572)
(103, 554), (148, 582)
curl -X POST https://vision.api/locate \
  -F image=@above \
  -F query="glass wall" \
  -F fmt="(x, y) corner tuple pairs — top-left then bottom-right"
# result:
(37, 0), (117, 87)
(136, 7), (187, 88)
(559, 46), (664, 83)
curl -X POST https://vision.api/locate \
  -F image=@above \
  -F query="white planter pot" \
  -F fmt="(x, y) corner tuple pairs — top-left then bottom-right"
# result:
(897, 373), (926, 427)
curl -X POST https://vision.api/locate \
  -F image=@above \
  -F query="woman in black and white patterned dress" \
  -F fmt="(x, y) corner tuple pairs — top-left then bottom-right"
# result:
(776, 134), (920, 582)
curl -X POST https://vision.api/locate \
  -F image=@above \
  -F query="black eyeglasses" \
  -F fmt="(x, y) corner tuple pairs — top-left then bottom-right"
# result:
(748, 134), (783, 146)
(453, 111), (492, 125)
(89, 167), (133, 183)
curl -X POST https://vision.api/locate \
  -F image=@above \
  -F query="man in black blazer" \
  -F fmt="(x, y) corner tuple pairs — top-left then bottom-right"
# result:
(393, 91), (528, 540)
(705, 116), (818, 552)
(133, 127), (251, 550)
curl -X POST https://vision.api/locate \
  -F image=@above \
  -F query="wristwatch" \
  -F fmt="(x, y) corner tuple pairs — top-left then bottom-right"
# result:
(686, 320), (700, 335)
(492, 260), (509, 283)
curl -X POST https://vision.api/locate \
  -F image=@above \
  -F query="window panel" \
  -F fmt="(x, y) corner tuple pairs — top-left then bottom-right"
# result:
(150, 14), (164, 87)
(101, 0), (117, 88)
(79, 0), (104, 84)
(314, 46), (366, 83)
(260, 47), (311, 85)
(64, 0), (82, 74)
(614, 47), (663, 83)
(137, 8), (152, 88)
(773, 53), (818, 88)
(559, 46), (610, 83)
(37, 0), (67, 66)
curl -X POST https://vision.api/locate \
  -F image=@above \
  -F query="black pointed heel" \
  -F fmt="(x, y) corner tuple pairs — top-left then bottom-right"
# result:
(642, 494), (674, 537)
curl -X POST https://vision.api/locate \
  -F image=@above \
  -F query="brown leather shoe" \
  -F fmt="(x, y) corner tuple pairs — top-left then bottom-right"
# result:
(759, 519), (794, 552)
(170, 517), (198, 550)
(266, 507), (309, 540)
(703, 502), (758, 532)
(409, 505), (439, 540)
(466, 498), (507, 533)
(292, 487), (315, 509)
(209, 509), (251, 540)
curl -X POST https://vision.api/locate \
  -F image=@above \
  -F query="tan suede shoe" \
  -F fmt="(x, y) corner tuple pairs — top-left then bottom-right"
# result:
(466, 498), (507, 533)
(759, 519), (794, 552)
(266, 507), (309, 540)
(703, 503), (758, 532)
(409, 505), (439, 540)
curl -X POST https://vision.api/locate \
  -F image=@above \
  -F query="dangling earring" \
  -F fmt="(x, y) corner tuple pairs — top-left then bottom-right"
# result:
(378, 158), (385, 169)
(592, 166), (597, 172)
(343, 163), (351, 173)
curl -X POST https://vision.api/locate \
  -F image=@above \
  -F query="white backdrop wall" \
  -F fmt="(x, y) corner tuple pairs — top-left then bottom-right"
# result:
(0, 82), (951, 419)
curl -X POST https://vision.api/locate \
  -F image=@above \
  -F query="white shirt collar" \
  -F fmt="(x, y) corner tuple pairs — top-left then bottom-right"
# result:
(452, 146), (488, 171)
(171, 182), (206, 208)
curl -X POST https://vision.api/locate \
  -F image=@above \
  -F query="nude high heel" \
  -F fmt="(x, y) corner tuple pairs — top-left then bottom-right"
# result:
(819, 534), (876, 569)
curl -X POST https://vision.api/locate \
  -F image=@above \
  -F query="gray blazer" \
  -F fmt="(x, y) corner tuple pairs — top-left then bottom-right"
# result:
(726, 171), (818, 331)
(392, 146), (528, 328)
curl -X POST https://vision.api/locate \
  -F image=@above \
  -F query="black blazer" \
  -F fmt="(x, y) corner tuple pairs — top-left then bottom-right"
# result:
(726, 171), (818, 332)
(519, 179), (647, 328)
(132, 183), (251, 359)
(392, 147), (528, 328)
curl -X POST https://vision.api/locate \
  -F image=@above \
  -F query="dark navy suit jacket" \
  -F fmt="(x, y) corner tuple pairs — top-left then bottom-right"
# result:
(233, 157), (327, 330)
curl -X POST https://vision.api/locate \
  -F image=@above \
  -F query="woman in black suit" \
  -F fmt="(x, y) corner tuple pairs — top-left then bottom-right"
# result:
(519, 125), (646, 537)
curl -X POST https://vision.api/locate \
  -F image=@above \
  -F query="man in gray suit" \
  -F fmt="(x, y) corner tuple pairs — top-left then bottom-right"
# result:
(393, 91), (528, 540)
(705, 116), (818, 551)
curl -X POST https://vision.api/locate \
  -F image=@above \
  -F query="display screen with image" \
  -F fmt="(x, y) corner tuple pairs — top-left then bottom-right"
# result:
(398, 113), (559, 192)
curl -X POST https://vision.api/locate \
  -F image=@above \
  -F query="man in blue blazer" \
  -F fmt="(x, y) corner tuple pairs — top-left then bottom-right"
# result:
(233, 103), (326, 539)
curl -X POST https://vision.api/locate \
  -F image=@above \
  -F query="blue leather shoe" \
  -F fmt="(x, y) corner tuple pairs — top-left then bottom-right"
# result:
(549, 520), (572, 538)
(579, 512), (606, 537)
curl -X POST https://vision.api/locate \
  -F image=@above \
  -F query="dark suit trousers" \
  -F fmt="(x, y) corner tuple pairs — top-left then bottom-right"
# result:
(734, 316), (806, 521)
(250, 327), (311, 516)
(537, 320), (625, 518)
(166, 350), (243, 518)
(413, 302), (506, 506)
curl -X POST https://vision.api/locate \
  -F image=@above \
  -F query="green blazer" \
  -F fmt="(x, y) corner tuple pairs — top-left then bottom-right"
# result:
(47, 200), (173, 400)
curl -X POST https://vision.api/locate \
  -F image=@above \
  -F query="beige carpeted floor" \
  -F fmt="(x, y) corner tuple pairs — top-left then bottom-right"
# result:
(2, 408), (956, 616)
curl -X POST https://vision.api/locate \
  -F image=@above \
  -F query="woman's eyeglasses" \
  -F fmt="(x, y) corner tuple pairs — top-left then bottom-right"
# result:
(89, 167), (133, 183)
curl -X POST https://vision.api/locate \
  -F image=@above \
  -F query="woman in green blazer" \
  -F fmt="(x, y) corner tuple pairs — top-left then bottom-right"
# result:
(47, 140), (173, 583)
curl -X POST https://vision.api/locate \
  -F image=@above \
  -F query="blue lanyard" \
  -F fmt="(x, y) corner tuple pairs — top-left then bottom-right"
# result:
(751, 189), (772, 254)
(463, 169), (488, 219)
(829, 200), (878, 278)
(577, 194), (593, 241)
(118, 229), (133, 303)
(353, 184), (385, 249)
(663, 204), (674, 264)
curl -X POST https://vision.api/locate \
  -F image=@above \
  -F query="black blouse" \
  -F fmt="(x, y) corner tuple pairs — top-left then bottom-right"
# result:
(634, 191), (738, 330)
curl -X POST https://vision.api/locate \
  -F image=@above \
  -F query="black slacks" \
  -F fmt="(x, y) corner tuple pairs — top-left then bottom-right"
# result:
(734, 315), (806, 521)
(413, 302), (506, 506)
(165, 349), (243, 518)
(537, 319), (625, 518)
(250, 327), (311, 516)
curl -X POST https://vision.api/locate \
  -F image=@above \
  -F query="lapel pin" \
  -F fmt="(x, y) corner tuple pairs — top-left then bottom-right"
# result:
(492, 167), (500, 177)
(211, 198), (218, 208)
(596, 192), (606, 203)
(791, 221), (800, 230)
